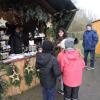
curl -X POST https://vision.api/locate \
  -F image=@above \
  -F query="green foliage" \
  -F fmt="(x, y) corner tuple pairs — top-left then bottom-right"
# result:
(68, 31), (84, 40)
(24, 70), (33, 86)
(0, 78), (9, 99)
(0, 64), (10, 99)
(12, 80), (20, 87)
(6, 65), (14, 75)
(35, 6), (48, 22)
(0, 63), (5, 70)
(24, 6), (49, 23)
(47, 11), (76, 40)
(24, 60), (34, 86)
(52, 11), (75, 32)
(96, 54), (100, 58)
(24, 60), (39, 86)
(55, 47), (60, 56)
(5, 64), (21, 87)
(46, 27), (56, 40)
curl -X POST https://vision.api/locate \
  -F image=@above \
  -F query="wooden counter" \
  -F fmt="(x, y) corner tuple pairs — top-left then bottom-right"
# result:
(1, 55), (39, 96)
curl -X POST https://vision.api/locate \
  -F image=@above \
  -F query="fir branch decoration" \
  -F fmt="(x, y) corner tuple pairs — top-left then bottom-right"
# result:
(0, 78), (9, 99)
(24, 6), (48, 23)
(6, 64), (21, 87)
(24, 59), (34, 86)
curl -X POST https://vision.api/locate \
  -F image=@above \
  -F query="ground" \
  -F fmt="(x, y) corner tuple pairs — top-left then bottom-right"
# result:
(6, 58), (100, 100)
(5, 41), (100, 100)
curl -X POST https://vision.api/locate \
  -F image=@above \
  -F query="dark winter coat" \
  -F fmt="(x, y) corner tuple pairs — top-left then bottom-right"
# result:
(9, 32), (23, 54)
(83, 30), (98, 50)
(36, 53), (61, 89)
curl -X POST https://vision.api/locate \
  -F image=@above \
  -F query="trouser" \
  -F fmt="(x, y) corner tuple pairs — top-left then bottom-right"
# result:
(42, 87), (56, 100)
(61, 76), (64, 91)
(64, 85), (79, 100)
(84, 50), (95, 67)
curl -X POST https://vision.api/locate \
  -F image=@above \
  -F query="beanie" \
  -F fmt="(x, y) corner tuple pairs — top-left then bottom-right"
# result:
(64, 37), (74, 49)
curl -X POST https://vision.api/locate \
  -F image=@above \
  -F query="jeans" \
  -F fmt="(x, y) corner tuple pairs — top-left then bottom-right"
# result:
(84, 50), (95, 67)
(42, 87), (56, 100)
(64, 85), (79, 100)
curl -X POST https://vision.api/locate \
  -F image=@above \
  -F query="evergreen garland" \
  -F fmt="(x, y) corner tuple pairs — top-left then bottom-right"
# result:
(24, 60), (34, 86)
(5, 64), (21, 87)
(0, 79), (9, 100)
(0, 64), (9, 99)
(24, 59), (40, 86)
(24, 6), (48, 23)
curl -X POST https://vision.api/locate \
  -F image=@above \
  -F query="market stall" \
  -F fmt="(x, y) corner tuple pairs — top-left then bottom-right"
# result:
(0, 0), (77, 98)
(0, 17), (40, 98)
(1, 53), (39, 96)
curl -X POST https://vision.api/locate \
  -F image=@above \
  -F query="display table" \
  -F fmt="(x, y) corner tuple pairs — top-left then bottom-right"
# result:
(1, 54), (39, 96)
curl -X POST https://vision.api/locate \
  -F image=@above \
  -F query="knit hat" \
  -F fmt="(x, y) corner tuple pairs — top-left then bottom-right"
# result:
(42, 40), (54, 53)
(64, 37), (74, 49)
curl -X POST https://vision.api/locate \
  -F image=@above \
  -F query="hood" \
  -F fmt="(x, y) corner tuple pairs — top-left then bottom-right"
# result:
(64, 50), (80, 60)
(36, 53), (51, 66)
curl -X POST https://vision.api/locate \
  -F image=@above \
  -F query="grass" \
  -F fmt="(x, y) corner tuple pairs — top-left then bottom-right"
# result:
(96, 54), (100, 58)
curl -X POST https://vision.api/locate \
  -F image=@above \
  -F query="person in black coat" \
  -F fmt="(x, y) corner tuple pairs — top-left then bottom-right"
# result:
(8, 25), (23, 54)
(36, 40), (61, 100)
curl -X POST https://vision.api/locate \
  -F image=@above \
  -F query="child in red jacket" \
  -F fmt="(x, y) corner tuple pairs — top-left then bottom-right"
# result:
(58, 38), (85, 100)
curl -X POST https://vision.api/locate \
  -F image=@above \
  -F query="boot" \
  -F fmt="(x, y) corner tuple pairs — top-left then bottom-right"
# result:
(71, 99), (79, 100)
(64, 98), (71, 100)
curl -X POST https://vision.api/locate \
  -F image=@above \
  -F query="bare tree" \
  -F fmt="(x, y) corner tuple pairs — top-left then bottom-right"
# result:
(68, 9), (92, 32)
